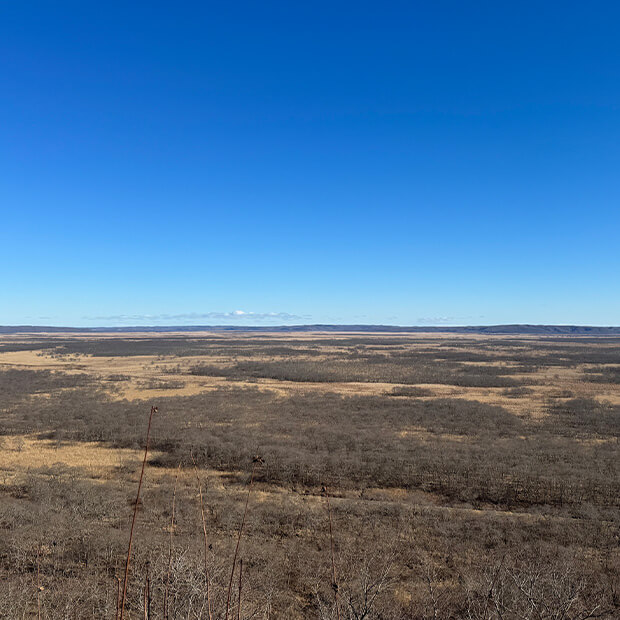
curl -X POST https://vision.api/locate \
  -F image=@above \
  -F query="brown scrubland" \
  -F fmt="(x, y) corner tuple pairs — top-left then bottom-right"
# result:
(0, 332), (618, 618)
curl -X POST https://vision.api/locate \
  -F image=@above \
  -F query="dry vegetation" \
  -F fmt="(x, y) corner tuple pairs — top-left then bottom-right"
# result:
(0, 332), (618, 618)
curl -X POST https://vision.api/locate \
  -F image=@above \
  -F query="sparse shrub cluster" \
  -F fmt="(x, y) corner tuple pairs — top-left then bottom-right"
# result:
(189, 359), (522, 387)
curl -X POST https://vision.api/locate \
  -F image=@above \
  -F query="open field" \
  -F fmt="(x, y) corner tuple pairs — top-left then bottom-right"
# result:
(0, 332), (618, 618)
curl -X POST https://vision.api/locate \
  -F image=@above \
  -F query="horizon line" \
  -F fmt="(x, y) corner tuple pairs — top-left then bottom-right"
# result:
(1, 323), (620, 335)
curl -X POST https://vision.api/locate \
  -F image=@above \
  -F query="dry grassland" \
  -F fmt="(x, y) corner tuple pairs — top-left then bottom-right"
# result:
(0, 332), (618, 618)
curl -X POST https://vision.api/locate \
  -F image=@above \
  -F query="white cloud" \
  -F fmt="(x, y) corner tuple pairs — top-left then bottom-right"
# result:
(84, 310), (304, 323)
(416, 315), (482, 325)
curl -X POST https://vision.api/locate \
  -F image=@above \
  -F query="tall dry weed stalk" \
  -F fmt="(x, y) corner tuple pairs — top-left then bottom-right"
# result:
(322, 486), (341, 620)
(115, 576), (121, 620)
(224, 456), (263, 620)
(237, 558), (243, 620)
(163, 463), (181, 620)
(145, 562), (151, 620)
(192, 458), (213, 620)
(142, 570), (150, 620)
(36, 544), (42, 620)
(119, 405), (157, 620)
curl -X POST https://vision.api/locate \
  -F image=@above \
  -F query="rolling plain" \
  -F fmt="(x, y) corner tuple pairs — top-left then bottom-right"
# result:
(0, 332), (618, 618)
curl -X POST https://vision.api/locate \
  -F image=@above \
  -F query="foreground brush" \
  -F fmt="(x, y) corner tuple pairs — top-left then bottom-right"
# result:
(119, 405), (157, 620)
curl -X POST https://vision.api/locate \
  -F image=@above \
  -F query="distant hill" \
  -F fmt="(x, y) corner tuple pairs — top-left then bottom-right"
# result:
(1, 324), (620, 335)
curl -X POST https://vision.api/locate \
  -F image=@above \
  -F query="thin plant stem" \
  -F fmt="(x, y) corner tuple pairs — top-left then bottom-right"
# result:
(225, 457), (262, 620)
(193, 458), (213, 620)
(237, 558), (243, 620)
(119, 405), (157, 620)
(323, 486), (341, 620)
(164, 463), (181, 620)
(115, 576), (121, 620)
(36, 544), (41, 620)
(146, 563), (151, 620)
(143, 574), (148, 620)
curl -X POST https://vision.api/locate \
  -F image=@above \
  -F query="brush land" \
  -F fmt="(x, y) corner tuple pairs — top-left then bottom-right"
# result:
(0, 332), (618, 618)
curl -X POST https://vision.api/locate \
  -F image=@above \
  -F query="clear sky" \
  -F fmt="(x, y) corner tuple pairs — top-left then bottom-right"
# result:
(1, 2), (619, 327)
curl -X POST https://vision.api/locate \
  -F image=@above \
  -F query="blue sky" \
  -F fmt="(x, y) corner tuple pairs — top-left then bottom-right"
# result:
(1, 1), (619, 326)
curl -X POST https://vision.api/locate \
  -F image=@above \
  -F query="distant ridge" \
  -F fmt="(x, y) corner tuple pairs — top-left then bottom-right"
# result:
(1, 324), (620, 335)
